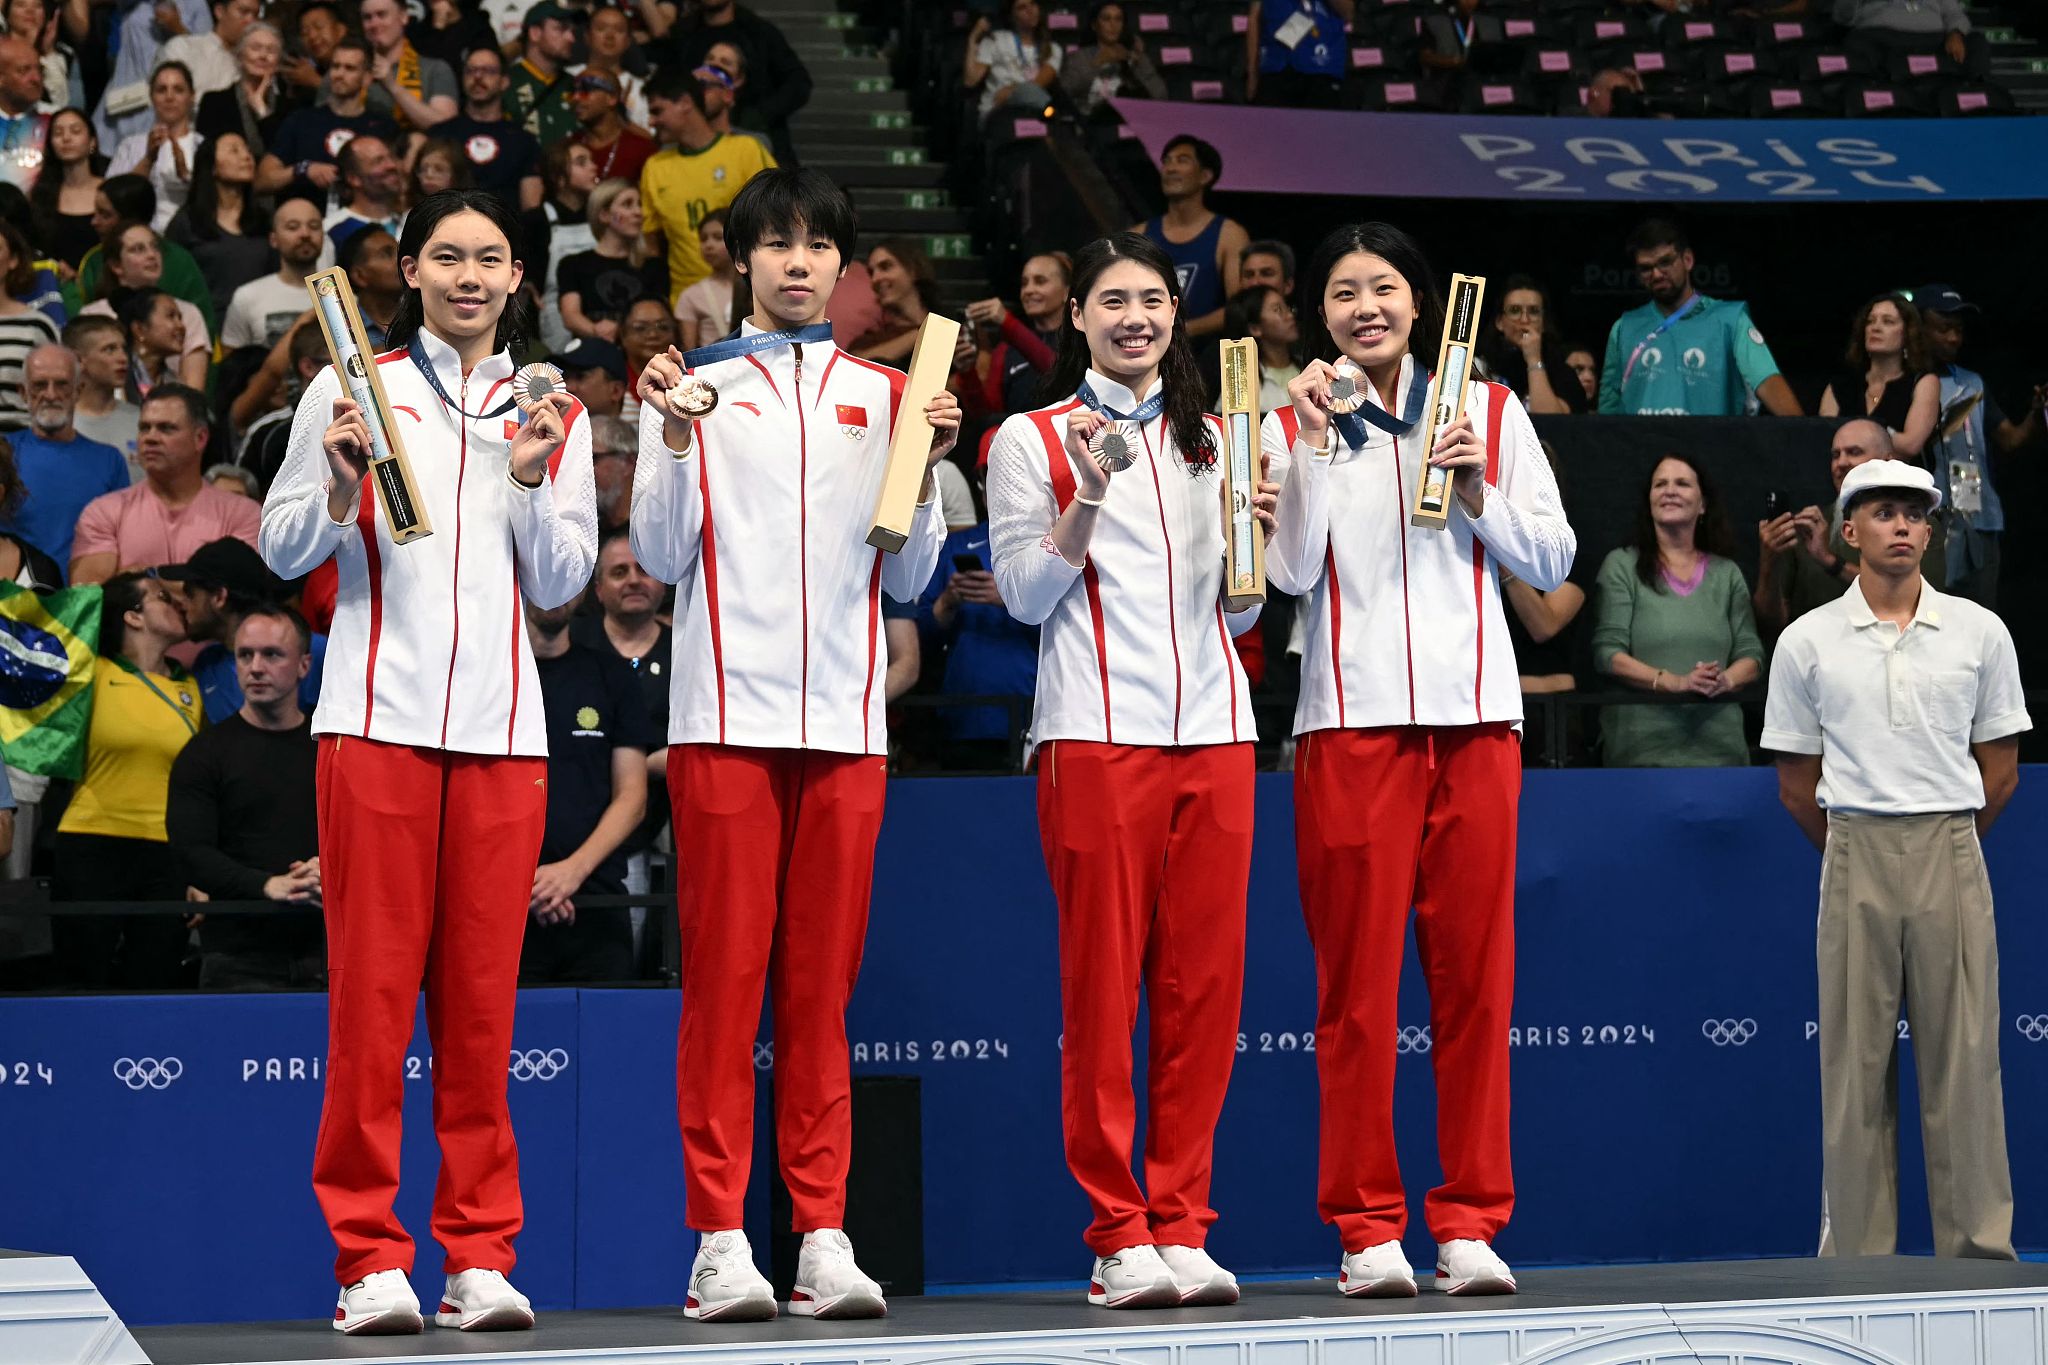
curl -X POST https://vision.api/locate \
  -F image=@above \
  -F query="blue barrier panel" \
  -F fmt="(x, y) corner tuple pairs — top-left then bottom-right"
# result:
(3, 769), (2046, 1325)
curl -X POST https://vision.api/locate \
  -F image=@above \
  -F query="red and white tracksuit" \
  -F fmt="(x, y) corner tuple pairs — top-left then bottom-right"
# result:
(1263, 356), (1573, 1251)
(987, 372), (1258, 1255)
(630, 323), (942, 1232)
(261, 327), (599, 1284)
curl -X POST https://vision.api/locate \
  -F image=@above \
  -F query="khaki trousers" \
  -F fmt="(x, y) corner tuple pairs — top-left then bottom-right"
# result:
(1816, 810), (2015, 1260)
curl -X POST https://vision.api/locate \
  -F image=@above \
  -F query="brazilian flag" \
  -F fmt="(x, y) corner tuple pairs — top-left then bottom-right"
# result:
(0, 583), (100, 780)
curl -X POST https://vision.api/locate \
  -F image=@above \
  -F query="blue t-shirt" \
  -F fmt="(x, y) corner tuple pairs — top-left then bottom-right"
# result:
(915, 524), (1039, 742)
(0, 428), (129, 572)
(190, 633), (329, 724)
(1259, 0), (1348, 76)
(1598, 294), (1781, 417)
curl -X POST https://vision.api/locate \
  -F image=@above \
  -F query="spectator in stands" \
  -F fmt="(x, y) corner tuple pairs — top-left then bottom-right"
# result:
(1599, 220), (1800, 417)
(407, 138), (470, 203)
(165, 605), (323, 990)
(587, 413), (633, 531)
(964, 250), (1068, 414)
(158, 535), (324, 722)
(4, 0), (80, 113)
(196, 21), (293, 163)
(50, 571), (202, 989)
(92, 0), (204, 153)
(205, 463), (258, 498)
(1585, 66), (1645, 118)
(536, 139), (598, 351)
(646, 0), (812, 165)
(570, 525), (671, 888)
(575, 6), (651, 131)
(282, 1), (345, 98)
(1246, 0), (1352, 107)
(1836, 0), (1984, 78)
(1223, 285), (1299, 415)
(1592, 453), (1764, 767)
(1061, 3), (1167, 119)
(325, 134), (406, 251)
(918, 455), (1036, 768)
(1913, 283), (2044, 609)
(27, 107), (103, 269)
(70, 384), (259, 584)
(1819, 294), (1937, 459)
(1419, 0), (1484, 97)
(570, 70), (657, 189)
(432, 45), (544, 212)
(1239, 239), (1295, 300)
(639, 70), (774, 304)
(692, 54), (772, 160)
(161, 0), (256, 100)
(851, 236), (939, 366)
(0, 36), (42, 193)
(0, 421), (68, 587)
(560, 180), (667, 346)
(256, 40), (399, 199)
(235, 320), (328, 487)
(1501, 441), (1589, 698)
(338, 224), (400, 348)
(552, 336), (628, 422)
(619, 295), (676, 424)
(1135, 135), (1248, 340)
(106, 287), (185, 403)
(64, 315), (138, 473)
(520, 588), (651, 984)
(411, 0), (497, 70)
(166, 134), (273, 327)
(75, 175), (208, 327)
(360, 0), (457, 134)
(1754, 418), (1913, 637)
(673, 207), (734, 349)
(0, 343), (124, 570)
(1480, 275), (1586, 416)
(965, 0), (1061, 125)
(1564, 347), (1599, 406)
(0, 220), (55, 427)
(220, 198), (319, 356)
(110, 62), (199, 233)
(84, 226), (208, 388)
(505, 0), (579, 145)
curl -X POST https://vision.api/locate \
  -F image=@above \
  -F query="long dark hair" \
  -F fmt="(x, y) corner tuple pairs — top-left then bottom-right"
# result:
(1844, 291), (1928, 375)
(1040, 231), (1215, 470)
(1001, 0), (1051, 48)
(1631, 452), (1733, 591)
(1300, 221), (1446, 371)
(180, 134), (257, 242)
(27, 108), (105, 247)
(385, 190), (535, 355)
(870, 235), (939, 315)
(99, 571), (151, 660)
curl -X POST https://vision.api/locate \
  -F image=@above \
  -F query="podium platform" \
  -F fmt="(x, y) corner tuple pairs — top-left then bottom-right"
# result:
(131, 1256), (2048, 1365)
(0, 1248), (148, 1365)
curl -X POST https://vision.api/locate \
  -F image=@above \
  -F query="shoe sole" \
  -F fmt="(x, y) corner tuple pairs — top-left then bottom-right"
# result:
(1438, 1272), (1517, 1296)
(1176, 1278), (1240, 1307)
(1087, 1277), (1180, 1309)
(1340, 1274), (1419, 1299)
(434, 1304), (535, 1331)
(334, 1307), (424, 1335)
(684, 1294), (778, 1323)
(788, 1285), (887, 1319)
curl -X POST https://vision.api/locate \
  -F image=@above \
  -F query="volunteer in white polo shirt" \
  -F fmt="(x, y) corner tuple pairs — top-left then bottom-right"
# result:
(1762, 458), (2029, 1263)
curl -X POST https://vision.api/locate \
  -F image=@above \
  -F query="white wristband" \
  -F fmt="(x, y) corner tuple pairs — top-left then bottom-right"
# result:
(1073, 492), (1105, 508)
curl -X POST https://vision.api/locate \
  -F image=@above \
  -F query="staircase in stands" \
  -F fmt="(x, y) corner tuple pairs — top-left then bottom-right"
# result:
(745, 0), (990, 303)
(1974, 1), (2048, 112)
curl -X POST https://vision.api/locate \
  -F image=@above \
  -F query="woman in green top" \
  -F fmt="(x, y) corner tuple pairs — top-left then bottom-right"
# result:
(1592, 454), (1764, 767)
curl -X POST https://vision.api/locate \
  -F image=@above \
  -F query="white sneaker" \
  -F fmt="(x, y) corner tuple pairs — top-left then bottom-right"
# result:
(1157, 1244), (1239, 1306)
(1339, 1240), (1417, 1298)
(1436, 1239), (1516, 1295)
(333, 1269), (423, 1334)
(434, 1268), (534, 1331)
(685, 1230), (777, 1322)
(1088, 1244), (1179, 1309)
(789, 1228), (887, 1319)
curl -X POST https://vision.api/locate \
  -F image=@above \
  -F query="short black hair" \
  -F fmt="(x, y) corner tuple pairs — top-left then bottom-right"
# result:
(1241, 238), (1295, 280)
(236, 603), (312, 655)
(643, 66), (708, 115)
(97, 173), (156, 226)
(1626, 217), (1689, 258)
(461, 43), (504, 72)
(1162, 134), (1222, 188)
(725, 167), (857, 275)
(140, 382), (210, 431)
(336, 222), (393, 274)
(296, 0), (341, 22)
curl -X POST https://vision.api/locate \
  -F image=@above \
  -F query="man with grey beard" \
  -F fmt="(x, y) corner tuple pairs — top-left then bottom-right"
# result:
(0, 344), (128, 575)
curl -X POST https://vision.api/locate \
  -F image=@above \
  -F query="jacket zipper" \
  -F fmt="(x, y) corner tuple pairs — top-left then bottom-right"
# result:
(793, 344), (810, 748)
(439, 369), (469, 747)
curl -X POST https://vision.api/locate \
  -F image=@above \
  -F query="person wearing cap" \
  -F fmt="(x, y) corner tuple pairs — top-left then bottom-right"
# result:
(1910, 283), (2047, 609)
(505, 1), (580, 146)
(552, 337), (627, 419)
(427, 45), (544, 212)
(156, 536), (328, 723)
(568, 68), (656, 188)
(1763, 457), (2028, 1263)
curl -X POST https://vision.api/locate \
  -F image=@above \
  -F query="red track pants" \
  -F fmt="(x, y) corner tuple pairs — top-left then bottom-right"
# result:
(1293, 725), (1519, 1251)
(311, 737), (547, 1285)
(670, 744), (888, 1232)
(1037, 740), (1253, 1256)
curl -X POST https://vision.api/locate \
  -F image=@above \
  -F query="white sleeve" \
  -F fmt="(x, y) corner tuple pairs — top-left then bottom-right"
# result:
(1760, 629), (1824, 756)
(1263, 409), (1330, 596)
(987, 413), (1081, 627)
(508, 403), (598, 609)
(258, 366), (352, 580)
(1462, 389), (1575, 592)
(221, 291), (255, 350)
(628, 400), (704, 585)
(880, 477), (945, 603)
(1972, 617), (2031, 743)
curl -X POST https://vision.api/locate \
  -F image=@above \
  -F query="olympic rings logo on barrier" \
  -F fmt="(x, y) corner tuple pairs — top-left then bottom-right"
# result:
(2016, 1015), (2048, 1042)
(1701, 1019), (1757, 1046)
(508, 1049), (569, 1082)
(1395, 1026), (1432, 1054)
(112, 1057), (183, 1089)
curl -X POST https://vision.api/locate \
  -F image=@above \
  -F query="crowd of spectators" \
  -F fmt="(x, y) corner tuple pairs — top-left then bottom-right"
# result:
(0, 0), (2039, 993)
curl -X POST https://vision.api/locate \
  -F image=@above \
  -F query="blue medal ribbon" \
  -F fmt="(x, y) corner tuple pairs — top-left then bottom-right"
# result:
(1620, 295), (1703, 387)
(1333, 373), (1427, 450)
(408, 336), (520, 421)
(1075, 380), (1166, 425)
(683, 322), (835, 369)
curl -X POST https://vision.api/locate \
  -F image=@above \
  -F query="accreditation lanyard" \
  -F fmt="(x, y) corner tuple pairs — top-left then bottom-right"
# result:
(1333, 374), (1428, 451)
(1620, 295), (1702, 388)
(408, 337), (519, 421)
(1075, 380), (1166, 425)
(684, 323), (835, 369)
(113, 658), (197, 738)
